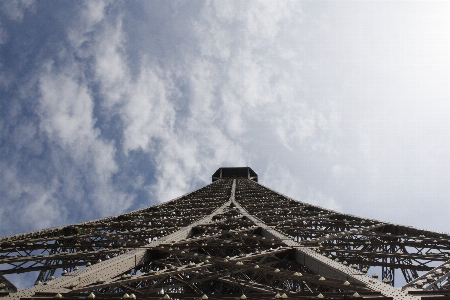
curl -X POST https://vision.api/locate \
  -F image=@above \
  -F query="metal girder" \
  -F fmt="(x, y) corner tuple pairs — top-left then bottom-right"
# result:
(7, 203), (234, 299)
(230, 193), (414, 299)
(1, 173), (450, 300)
(0, 275), (17, 294)
(234, 179), (450, 285)
(1, 180), (234, 299)
(402, 259), (450, 291)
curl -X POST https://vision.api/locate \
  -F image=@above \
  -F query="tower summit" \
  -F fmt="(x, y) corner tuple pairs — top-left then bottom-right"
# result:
(1, 167), (449, 300)
(212, 167), (258, 182)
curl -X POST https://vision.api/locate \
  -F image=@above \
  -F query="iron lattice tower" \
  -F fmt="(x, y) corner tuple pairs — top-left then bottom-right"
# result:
(1, 167), (450, 300)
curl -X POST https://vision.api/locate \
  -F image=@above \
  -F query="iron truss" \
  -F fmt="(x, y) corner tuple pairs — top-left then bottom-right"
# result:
(1, 177), (450, 300)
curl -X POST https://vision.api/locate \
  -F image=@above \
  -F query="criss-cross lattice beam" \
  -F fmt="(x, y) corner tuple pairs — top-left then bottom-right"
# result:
(235, 179), (450, 288)
(2, 172), (450, 300)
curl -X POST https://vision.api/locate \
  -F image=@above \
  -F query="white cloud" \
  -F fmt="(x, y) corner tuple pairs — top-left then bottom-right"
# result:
(0, 162), (24, 200)
(122, 67), (175, 152)
(189, 0), (321, 155)
(0, 163), (66, 232)
(39, 69), (98, 152)
(37, 61), (129, 217)
(332, 164), (354, 178)
(262, 161), (342, 212)
(2, 0), (450, 238)
(21, 179), (66, 230)
(149, 127), (246, 202)
(66, 1), (128, 110)
(84, 1), (109, 26)
(0, 22), (7, 44)
(0, 0), (34, 22)
(62, 1), (249, 205)
(304, 188), (342, 213)
(123, 0), (338, 202)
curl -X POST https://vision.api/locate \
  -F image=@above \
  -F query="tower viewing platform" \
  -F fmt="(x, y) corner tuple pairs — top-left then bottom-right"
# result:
(212, 167), (258, 182)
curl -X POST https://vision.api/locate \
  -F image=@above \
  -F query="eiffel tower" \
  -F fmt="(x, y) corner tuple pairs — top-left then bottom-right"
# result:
(1, 167), (450, 300)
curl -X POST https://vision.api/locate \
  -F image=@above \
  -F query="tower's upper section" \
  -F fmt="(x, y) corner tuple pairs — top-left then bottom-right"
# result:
(212, 167), (258, 182)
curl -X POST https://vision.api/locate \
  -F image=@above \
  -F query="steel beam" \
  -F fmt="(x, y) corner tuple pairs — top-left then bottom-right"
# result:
(1, 175), (449, 300)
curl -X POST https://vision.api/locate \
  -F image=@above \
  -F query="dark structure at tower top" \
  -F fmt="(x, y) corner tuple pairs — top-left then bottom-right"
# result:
(212, 167), (258, 182)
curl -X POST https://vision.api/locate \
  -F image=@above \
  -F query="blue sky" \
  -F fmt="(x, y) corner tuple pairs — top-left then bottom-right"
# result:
(0, 1), (449, 237)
